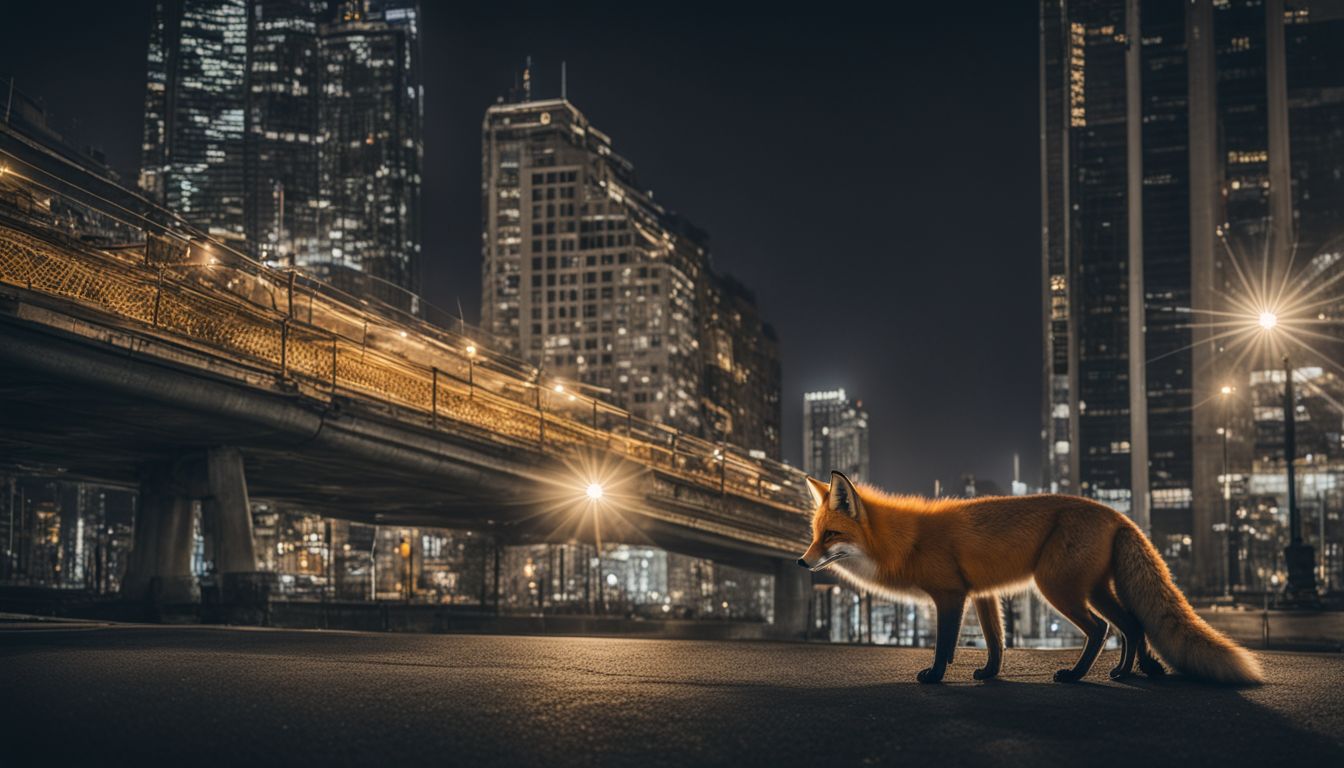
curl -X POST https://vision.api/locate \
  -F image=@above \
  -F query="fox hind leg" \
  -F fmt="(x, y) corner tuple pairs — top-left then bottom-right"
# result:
(972, 596), (1004, 680)
(1088, 584), (1142, 679)
(1035, 577), (1108, 683)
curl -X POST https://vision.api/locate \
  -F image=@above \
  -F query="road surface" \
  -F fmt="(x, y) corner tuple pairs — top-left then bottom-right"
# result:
(1, 618), (1341, 766)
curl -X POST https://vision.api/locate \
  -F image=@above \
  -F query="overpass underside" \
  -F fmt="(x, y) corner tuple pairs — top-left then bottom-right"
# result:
(0, 236), (812, 631)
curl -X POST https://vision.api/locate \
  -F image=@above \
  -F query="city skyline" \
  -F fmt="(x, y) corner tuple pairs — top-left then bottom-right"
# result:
(0, 1), (1042, 492)
(4, 6), (1344, 762)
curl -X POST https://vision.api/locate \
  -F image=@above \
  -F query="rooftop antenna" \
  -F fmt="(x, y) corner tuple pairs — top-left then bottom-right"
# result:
(561, 61), (567, 101)
(456, 297), (466, 338)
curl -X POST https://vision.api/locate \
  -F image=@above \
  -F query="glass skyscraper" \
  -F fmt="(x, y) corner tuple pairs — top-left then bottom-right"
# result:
(315, 0), (423, 305)
(1040, 0), (1344, 592)
(243, 0), (324, 267)
(802, 390), (869, 483)
(139, 0), (423, 305)
(140, 0), (249, 246)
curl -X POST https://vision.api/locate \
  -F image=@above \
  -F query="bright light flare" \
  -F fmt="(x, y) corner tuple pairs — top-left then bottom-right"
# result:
(586, 482), (604, 501)
(1258, 311), (1279, 330)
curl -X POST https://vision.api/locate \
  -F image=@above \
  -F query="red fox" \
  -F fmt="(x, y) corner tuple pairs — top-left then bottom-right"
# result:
(798, 471), (1263, 685)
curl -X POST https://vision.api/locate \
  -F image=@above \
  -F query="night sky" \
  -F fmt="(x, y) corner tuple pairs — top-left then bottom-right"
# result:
(3, 1), (1042, 494)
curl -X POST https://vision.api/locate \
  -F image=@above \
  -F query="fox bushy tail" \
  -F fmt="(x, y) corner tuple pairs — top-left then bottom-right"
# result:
(1112, 525), (1264, 684)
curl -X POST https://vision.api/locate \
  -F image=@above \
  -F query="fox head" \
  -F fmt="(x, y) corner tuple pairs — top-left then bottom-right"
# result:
(797, 471), (870, 573)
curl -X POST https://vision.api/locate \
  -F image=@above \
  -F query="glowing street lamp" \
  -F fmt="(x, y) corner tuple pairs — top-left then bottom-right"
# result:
(585, 482), (604, 502)
(1255, 308), (1318, 603)
(1219, 384), (1234, 598)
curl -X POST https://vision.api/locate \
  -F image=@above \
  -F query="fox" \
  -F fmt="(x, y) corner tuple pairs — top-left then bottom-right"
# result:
(797, 471), (1264, 685)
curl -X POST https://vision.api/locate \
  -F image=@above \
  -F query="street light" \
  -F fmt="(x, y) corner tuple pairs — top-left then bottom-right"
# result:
(1279, 352), (1319, 604)
(1255, 311), (1319, 604)
(586, 482), (604, 501)
(1219, 385), (1234, 599)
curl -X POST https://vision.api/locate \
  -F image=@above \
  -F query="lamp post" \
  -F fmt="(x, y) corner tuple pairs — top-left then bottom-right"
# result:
(1219, 385), (1233, 599)
(1278, 352), (1319, 605)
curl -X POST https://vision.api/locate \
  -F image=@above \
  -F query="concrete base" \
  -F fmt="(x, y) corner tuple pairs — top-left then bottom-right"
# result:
(202, 572), (275, 626)
(771, 559), (812, 640)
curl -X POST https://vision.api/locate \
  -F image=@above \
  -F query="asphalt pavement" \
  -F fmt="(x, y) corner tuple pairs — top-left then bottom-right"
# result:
(1, 618), (1341, 766)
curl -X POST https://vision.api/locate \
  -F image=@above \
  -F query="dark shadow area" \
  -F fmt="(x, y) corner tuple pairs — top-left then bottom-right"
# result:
(1, 626), (1341, 767)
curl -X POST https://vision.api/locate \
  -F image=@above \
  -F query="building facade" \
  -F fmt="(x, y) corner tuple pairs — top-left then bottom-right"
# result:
(802, 390), (870, 483)
(315, 0), (423, 304)
(480, 95), (781, 449)
(243, 0), (324, 267)
(139, 0), (423, 303)
(1040, 0), (1344, 593)
(140, 0), (249, 247)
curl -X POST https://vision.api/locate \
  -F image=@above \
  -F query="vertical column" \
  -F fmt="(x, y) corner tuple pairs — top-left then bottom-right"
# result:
(771, 559), (811, 640)
(1265, 0), (1294, 277)
(1188, 0), (1223, 593)
(1125, 0), (1151, 534)
(205, 447), (256, 575)
(203, 447), (270, 622)
(121, 460), (198, 606)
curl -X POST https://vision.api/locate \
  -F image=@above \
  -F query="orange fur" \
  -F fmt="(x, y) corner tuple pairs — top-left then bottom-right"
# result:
(799, 474), (1263, 685)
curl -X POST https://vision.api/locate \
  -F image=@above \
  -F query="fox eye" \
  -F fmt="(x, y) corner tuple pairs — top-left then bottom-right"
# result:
(822, 530), (841, 542)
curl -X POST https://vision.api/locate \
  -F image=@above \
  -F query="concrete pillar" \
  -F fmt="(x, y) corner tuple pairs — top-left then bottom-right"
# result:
(122, 461), (198, 606)
(202, 447), (270, 623)
(205, 447), (256, 575)
(1188, 0), (1223, 594)
(772, 559), (811, 641)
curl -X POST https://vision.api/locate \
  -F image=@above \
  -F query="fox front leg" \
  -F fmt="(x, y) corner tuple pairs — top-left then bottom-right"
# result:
(917, 592), (967, 684)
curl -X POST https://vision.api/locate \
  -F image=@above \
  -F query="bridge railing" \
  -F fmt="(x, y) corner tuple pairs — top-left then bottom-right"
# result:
(0, 133), (814, 513)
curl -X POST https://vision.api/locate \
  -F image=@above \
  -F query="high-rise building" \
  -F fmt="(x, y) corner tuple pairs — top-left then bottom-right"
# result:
(139, 0), (423, 304)
(702, 274), (783, 459)
(1040, 0), (1344, 592)
(480, 93), (781, 447)
(140, 0), (249, 246)
(243, 0), (324, 266)
(802, 390), (869, 483)
(315, 0), (423, 304)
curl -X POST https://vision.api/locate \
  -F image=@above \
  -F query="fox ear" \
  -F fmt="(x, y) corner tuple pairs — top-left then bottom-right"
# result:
(805, 476), (829, 508)
(828, 471), (866, 522)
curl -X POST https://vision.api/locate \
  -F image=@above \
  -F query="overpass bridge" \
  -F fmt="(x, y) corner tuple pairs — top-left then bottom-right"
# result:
(0, 126), (814, 632)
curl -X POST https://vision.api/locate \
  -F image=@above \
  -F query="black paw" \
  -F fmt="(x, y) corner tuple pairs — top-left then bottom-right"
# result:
(1108, 667), (1132, 681)
(1139, 659), (1167, 677)
(973, 666), (999, 681)
(1053, 668), (1083, 683)
(917, 667), (945, 684)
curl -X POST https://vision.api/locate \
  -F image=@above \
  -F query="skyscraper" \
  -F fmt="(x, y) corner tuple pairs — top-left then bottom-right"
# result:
(140, 0), (249, 246)
(702, 274), (783, 459)
(480, 92), (781, 448)
(243, 0), (324, 266)
(139, 0), (423, 304)
(802, 390), (869, 483)
(1040, 0), (1344, 591)
(315, 0), (423, 304)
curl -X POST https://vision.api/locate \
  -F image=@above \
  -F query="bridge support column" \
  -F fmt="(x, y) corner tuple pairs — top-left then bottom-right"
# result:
(122, 461), (199, 611)
(772, 559), (811, 641)
(203, 447), (270, 624)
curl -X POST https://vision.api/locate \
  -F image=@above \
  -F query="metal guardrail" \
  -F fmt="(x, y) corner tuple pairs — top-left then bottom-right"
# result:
(0, 138), (811, 513)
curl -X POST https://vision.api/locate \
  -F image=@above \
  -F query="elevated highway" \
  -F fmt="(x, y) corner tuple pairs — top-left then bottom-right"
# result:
(0, 125), (813, 630)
